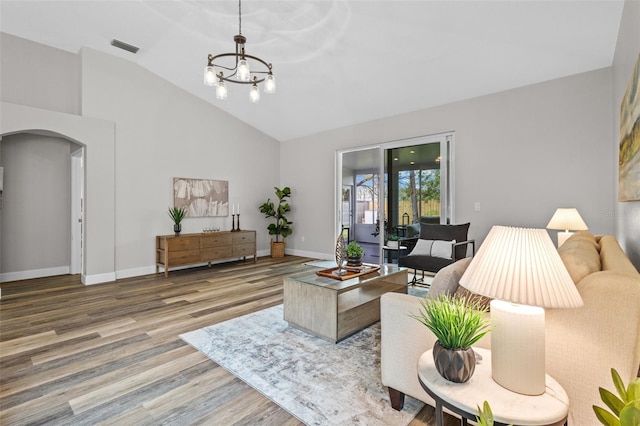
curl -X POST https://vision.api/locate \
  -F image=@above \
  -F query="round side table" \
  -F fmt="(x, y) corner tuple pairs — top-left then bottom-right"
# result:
(417, 348), (569, 426)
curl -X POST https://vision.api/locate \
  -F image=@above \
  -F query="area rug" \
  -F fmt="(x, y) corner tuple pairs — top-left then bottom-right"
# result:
(180, 305), (424, 425)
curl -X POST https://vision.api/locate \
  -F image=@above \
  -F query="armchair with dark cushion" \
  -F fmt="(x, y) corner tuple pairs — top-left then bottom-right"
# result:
(398, 222), (475, 284)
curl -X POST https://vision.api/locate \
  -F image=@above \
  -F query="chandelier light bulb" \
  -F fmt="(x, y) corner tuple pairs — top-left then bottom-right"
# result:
(237, 58), (250, 81)
(249, 83), (260, 103)
(216, 81), (228, 100)
(264, 74), (276, 93)
(204, 66), (217, 86)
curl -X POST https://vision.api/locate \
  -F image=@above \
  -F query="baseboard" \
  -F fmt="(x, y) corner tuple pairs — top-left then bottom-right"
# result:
(83, 272), (117, 285)
(116, 266), (156, 280)
(286, 249), (333, 260)
(0, 266), (70, 283)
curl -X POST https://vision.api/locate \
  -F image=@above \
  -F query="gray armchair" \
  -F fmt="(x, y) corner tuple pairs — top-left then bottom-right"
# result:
(398, 223), (475, 285)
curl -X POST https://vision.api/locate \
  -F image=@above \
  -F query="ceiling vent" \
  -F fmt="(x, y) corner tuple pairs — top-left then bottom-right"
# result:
(110, 39), (139, 54)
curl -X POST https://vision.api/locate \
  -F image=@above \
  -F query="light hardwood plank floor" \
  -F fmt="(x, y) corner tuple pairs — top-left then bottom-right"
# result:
(0, 256), (456, 425)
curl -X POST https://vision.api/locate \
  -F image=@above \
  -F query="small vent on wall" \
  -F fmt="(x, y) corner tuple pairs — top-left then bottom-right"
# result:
(110, 39), (139, 54)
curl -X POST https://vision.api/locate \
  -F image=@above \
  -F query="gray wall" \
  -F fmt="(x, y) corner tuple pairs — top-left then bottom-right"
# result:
(281, 68), (615, 260)
(612, 0), (640, 267)
(0, 134), (73, 276)
(0, 33), (80, 115)
(1, 35), (280, 283)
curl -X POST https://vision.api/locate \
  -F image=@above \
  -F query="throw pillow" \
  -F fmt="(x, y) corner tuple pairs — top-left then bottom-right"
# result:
(454, 286), (493, 311)
(410, 239), (456, 259)
(428, 257), (472, 299)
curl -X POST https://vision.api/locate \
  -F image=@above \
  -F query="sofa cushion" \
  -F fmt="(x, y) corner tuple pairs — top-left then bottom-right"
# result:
(454, 286), (493, 311)
(428, 257), (472, 299)
(558, 231), (601, 284)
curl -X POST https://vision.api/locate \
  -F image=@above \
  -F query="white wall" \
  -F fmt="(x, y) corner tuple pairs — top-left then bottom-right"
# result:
(79, 48), (281, 278)
(282, 68), (615, 259)
(612, 0), (640, 268)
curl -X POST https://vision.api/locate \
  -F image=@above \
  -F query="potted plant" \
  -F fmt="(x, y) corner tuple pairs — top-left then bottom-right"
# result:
(593, 368), (640, 425)
(345, 241), (364, 266)
(387, 234), (400, 249)
(411, 294), (492, 383)
(259, 186), (293, 257)
(168, 206), (187, 236)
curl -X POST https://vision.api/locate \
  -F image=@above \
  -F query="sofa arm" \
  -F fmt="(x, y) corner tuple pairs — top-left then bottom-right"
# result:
(380, 292), (436, 408)
(545, 271), (640, 426)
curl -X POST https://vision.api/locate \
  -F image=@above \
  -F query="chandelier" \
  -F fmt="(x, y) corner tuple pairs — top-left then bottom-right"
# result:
(203, 0), (276, 103)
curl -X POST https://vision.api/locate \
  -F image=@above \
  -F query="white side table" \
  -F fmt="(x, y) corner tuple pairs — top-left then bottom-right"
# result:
(417, 348), (569, 426)
(382, 245), (407, 264)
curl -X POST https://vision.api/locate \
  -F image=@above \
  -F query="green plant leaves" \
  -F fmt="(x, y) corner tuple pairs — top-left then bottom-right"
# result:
(168, 206), (186, 224)
(260, 187), (293, 242)
(594, 406), (622, 426)
(594, 369), (640, 426)
(410, 294), (492, 349)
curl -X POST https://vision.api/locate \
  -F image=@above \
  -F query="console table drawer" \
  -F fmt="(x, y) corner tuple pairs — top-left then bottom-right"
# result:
(201, 246), (233, 260)
(161, 236), (200, 251)
(233, 243), (255, 257)
(167, 249), (201, 265)
(233, 232), (256, 244)
(201, 234), (232, 248)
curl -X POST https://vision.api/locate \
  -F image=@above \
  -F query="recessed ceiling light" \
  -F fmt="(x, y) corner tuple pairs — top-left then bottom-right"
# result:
(410, 161), (415, 165)
(393, 157), (399, 161)
(410, 150), (415, 154)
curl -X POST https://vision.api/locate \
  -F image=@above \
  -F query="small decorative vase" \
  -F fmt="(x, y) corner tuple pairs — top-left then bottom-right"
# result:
(347, 255), (362, 267)
(174, 223), (181, 236)
(432, 340), (476, 383)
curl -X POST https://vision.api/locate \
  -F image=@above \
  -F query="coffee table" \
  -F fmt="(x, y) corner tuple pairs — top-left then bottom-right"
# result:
(284, 264), (408, 342)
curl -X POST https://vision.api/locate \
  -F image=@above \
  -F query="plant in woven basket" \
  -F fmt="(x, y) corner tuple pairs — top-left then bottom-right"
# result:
(411, 294), (492, 383)
(593, 368), (640, 426)
(259, 187), (292, 243)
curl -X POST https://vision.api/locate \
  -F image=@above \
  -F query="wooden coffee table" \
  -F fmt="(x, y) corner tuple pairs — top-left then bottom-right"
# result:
(284, 264), (408, 342)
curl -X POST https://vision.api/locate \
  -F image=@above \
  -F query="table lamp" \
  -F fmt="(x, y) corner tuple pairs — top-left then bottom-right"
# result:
(459, 226), (583, 395)
(546, 208), (588, 247)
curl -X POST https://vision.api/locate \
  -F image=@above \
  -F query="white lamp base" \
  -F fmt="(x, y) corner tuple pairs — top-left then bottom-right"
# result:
(490, 299), (546, 395)
(557, 231), (573, 247)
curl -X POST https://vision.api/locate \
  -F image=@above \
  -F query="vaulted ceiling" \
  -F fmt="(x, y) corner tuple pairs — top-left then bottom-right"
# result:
(0, 1), (625, 142)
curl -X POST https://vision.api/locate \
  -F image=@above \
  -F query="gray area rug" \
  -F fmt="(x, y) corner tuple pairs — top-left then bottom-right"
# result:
(180, 305), (424, 425)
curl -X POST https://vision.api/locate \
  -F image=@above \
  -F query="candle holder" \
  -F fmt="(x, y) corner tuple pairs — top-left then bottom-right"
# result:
(231, 214), (237, 231)
(236, 214), (241, 232)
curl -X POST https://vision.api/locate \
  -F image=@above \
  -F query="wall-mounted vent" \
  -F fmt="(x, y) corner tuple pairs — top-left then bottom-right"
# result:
(110, 39), (139, 54)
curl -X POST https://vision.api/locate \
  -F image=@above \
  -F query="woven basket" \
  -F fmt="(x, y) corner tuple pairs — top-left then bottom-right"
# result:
(271, 240), (286, 258)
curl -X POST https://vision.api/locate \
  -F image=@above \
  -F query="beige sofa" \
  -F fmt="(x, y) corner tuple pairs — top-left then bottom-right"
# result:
(381, 231), (640, 425)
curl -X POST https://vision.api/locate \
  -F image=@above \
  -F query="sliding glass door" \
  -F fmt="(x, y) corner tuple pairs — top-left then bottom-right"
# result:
(336, 132), (454, 264)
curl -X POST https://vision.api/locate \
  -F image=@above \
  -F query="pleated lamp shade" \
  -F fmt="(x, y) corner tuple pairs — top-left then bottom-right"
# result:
(546, 208), (588, 232)
(459, 225), (583, 308)
(459, 225), (583, 395)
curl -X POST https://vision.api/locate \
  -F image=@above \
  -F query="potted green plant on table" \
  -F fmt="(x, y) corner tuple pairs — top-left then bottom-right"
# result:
(593, 368), (640, 425)
(168, 206), (187, 236)
(387, 234), (400, 249)
(345, 241), (364, 267)
(411, 294), (492, 383)
(259, 186), (293, 258)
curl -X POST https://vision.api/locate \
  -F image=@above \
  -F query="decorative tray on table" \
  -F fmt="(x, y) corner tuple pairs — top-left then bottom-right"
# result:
(315, 264), (380, 281)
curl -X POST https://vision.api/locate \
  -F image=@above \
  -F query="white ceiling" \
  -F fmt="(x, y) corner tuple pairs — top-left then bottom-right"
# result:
(0, 1), (625, 142)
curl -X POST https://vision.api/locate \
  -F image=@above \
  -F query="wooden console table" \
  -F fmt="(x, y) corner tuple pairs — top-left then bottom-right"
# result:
(156, 231), (256, 277)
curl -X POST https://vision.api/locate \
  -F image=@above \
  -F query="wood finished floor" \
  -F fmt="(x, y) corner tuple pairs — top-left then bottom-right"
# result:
(0, 256), (457, 425)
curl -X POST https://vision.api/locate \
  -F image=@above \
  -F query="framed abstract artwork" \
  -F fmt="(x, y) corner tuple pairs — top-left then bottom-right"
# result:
(173, 177), (229, 217)
(619, 53), (640, 202)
